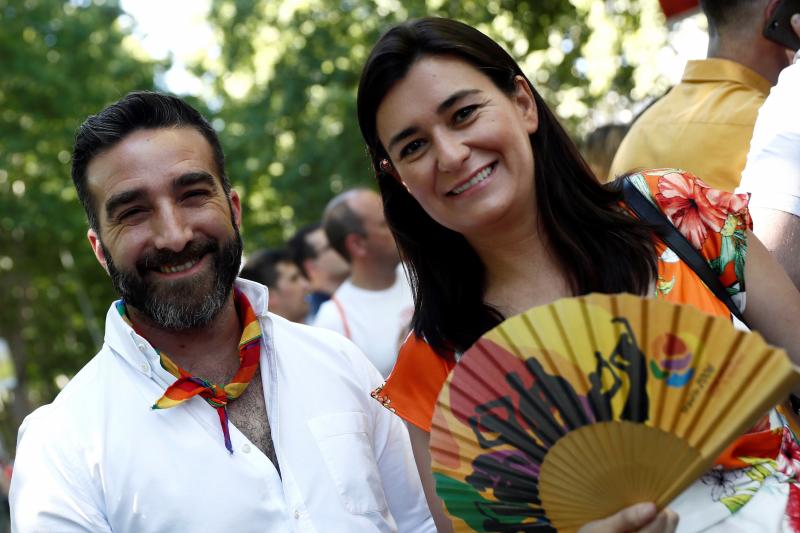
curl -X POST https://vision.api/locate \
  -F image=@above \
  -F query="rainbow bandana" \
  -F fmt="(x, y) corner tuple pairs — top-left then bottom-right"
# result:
(115, 288), (263, 453)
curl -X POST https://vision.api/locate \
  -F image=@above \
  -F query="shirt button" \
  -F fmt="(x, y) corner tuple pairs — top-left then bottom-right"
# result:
(294, 510), (300, 519)
(137, 343), (147, 352)
(242, 443), (251, 453)
(140, 363), (148, 373)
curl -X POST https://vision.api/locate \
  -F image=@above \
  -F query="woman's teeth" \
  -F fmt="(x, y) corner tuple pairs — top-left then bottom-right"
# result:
(450, 164), (494, 195)
(159, 259), (199, 274)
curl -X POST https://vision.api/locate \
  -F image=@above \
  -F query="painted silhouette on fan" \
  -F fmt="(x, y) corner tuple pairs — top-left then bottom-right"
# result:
(586, 317), (650, 422)
(458, 316), (650, 531)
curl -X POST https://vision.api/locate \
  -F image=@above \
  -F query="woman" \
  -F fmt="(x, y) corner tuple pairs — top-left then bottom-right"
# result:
(357, 17), (800, 533)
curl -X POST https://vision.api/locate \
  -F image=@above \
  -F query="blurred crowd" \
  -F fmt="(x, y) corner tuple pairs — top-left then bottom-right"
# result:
(239, 187), (414, 378)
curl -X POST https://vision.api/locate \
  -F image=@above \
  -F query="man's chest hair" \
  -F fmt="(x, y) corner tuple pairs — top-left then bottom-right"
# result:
(226, 368), (280, 471)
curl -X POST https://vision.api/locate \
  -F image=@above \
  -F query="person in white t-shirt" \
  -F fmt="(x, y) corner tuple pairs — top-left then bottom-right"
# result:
(739, 21), (800, 290)
(314, 189), (413, 376)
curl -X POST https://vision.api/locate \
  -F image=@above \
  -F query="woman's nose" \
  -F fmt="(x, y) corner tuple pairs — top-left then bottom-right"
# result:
(435, 131), (470, 173)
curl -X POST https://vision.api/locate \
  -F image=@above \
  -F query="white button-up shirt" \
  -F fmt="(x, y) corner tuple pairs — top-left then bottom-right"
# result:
(11, 279), (434, 532)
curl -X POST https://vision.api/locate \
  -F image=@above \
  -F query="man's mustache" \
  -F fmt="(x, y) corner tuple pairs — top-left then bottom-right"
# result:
(136, 238), (218, 274)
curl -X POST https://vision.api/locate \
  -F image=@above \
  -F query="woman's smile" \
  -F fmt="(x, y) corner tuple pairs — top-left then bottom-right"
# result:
(447, 162), (497, 196)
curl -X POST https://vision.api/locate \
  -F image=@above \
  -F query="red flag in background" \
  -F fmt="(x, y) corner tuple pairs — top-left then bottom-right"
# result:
(660, 0), (700, 20)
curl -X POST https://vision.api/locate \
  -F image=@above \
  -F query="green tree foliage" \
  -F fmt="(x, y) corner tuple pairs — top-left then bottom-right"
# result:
(0, 0), (158, 449)
(202, 0), (663, 251)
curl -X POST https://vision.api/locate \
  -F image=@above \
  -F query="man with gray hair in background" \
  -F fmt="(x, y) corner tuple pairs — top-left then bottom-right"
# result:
(313, 189), (413, 377)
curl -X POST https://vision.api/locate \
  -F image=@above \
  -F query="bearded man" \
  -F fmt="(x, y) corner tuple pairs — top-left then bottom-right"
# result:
(9, 91), (433, 532)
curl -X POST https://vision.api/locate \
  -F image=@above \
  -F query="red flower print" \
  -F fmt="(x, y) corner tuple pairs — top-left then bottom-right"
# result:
(779, 428), (800, 479)
(655, 172), (745, 248)
(788, 484), (800, 533)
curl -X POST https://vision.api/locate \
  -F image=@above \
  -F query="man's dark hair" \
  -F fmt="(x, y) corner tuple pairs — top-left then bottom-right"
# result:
(239, 248), (291, 288)
(71, 90), (229, 232)
(700, 0), (761, 37)
(286, 223), (321, 278)
(322, 192), (367, 263)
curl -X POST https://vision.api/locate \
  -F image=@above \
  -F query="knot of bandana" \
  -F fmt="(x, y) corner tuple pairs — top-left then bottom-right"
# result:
(118, 289), (262, 454)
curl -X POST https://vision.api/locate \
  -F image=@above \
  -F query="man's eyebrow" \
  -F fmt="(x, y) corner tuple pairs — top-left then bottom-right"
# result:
(386, 89), (482, 152)
(104, 172), (218, 220)
(105, 189), (145, 220)
(174, 171), (217, 191)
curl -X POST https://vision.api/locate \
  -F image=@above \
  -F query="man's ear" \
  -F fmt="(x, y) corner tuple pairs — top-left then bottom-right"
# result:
(302, 258), (316, 279)
(229, 189), (242, 229)
(765, 0), (781, 24)
(87, 228), (110, 275)
(345, 232), (366, 259)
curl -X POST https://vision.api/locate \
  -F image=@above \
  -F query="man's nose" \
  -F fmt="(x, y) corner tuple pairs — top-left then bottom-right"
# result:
(152, 206), (193, 252)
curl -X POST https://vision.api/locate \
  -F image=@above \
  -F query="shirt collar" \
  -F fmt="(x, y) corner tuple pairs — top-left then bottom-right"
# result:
(682, 58), (772, 95)
(102, 278), (271, 375)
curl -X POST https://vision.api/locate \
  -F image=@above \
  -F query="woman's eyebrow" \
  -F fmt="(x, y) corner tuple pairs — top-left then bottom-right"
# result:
(387, 89), (482, 152)
(388, 126), (418, 152)
(436, 89), (481, 114)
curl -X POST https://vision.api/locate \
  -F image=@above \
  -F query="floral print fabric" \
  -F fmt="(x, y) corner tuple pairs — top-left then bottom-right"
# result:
(627, 169), (751, 315)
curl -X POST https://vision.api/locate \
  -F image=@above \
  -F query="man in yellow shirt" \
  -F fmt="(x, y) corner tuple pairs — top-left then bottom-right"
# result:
(608, 0), (793, 191)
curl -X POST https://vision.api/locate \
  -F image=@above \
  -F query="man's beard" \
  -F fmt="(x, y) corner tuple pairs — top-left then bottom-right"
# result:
(103, 229), (243, 331)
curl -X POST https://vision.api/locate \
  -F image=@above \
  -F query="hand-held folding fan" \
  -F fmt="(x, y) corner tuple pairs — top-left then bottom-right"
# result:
(430, 293), (800, 532)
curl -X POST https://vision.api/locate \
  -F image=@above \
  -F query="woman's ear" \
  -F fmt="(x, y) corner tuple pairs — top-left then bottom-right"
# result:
(379, 158), (400, 180)
(379, 158), (411, 192)
(512, 75), (539, 135)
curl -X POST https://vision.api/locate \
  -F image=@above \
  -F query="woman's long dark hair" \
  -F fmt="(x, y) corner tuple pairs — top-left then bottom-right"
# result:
(357, 17), (657, 354)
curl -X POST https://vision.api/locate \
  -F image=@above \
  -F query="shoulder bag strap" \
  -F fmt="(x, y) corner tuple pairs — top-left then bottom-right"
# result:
(622, 178), (746, 323)
(331, 295), (352, 340)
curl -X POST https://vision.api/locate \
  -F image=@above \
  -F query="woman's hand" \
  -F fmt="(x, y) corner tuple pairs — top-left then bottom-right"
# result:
(578, 503), (678, 533)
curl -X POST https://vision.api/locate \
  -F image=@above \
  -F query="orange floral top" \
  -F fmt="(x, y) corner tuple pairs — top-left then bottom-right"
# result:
(372, 169), (752, 433)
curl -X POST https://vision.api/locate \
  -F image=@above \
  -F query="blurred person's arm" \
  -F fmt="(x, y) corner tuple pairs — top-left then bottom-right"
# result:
(740, 16), (800, 290)
(749, 207), (800, 288)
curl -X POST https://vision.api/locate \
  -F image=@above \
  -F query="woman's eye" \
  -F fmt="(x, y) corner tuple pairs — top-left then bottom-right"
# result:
(400, 139), (425, 159)
(453, 105), (479, 123)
